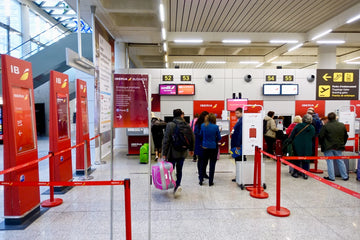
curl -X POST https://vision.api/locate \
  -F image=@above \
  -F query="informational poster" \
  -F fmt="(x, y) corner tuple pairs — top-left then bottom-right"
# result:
(99, 35), (112, 133)
(350, 100), (360, 118)
(295, 100), (325, 117)
(193, 100), (224, 118)
(151, 94), (161, 112)
(114, 74), (149, 128)
(316, 69), (359, 100)
(81, 96), (89, 135)
(56, 93), (69, 140)
(12, 87), (36, 153)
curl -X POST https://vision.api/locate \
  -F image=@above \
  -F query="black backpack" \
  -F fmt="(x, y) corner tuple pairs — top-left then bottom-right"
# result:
(172, 121), (193, 151)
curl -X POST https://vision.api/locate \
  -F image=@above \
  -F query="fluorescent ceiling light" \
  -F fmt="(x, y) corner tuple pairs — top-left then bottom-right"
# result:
(316, 40), (345, 44)
(346, 62), (360, 64)
(161, 27), (166, 40)
(311, 29), (332, 40)
(346, 14), (360, 24)
(272, 61), (292, 65)
(255, 63), (264, 68)
(239, 61), (259, 64)
(173, 61), (194, 64)
(205, 61), (226, 64)
(159, 4), (165, 22)
(165, 62), (169, 68)
(266, 56), (278, 62)
(163, 42), (167, 52)
(344, 56), (360, 62)
(270, 40), (298, 44)
(222, 39), (251, 44)
(164, 55), (168, 62)
(174, 39), (203, 43)
(288, 43), (303, 52)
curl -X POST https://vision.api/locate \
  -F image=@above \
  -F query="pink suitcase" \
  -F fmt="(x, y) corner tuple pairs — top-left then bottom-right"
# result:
(152, 161), (176, 190)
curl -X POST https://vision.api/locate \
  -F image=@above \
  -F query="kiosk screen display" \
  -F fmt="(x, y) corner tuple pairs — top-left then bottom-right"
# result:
(57, 93), (69, 140)
(227, 99), (248, 111)
(281, 84), (299, 95)
(159, 84), (177, 95)
(81, 97), (89, 134)
(263, 84), (281, 95)
(177, 84), (195, 95)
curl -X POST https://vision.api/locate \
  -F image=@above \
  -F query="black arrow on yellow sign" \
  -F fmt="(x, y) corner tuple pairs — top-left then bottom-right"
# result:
(322, 73), (331, 81)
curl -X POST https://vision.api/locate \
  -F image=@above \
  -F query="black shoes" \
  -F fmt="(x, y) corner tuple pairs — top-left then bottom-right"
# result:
(209, 183), (214, 187)
(303, 175), (308, 180)
(291, 172), (299, 178)
(343, 177), (349, 181)
(199, 181), (203, 186)
(204, 174), (209, 179)
(231, 178), (236, 182)
(324, 176), (335, 181)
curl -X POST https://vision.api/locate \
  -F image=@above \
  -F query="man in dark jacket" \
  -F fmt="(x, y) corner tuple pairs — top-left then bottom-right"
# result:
(319, 112), (349, 181)
(231, 107), (243, 182)
(162, 109), (194, 197)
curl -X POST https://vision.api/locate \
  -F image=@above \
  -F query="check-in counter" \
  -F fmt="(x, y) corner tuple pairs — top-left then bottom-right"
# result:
(127, 128), (149, 155)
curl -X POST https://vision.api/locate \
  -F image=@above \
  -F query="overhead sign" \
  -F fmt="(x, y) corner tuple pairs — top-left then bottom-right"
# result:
(114, 74), (149, 128)
(283, 75), (294, 81)
(227, 99), (248, 111)
(181, 75), (191, 81)
(295, 100), (325, 117)
(263, 84), (281, 95)
(266, 75), (276, 81)
(159, 84), (177, 95)
(162, 75), (173, 81)
(177, 84), (195, 95)
(316, 69), (359, 100)
(193, 100), (225, 118)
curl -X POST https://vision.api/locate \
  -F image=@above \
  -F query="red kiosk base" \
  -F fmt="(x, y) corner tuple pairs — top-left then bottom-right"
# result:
(267, 206), (290, 217)
(0, 206), (49, 230)
(41, 198), (63, 208)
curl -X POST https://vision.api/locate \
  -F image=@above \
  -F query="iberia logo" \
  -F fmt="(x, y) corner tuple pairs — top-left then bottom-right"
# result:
(314, 104), (318, 109)
(61, 79), (68, 88)
(83, 86), (86, 93)
(20, 68), (30, 81)
(212, 104), (218, 109)
(24, 94), (29, 100)
(128, 78), (132, 81)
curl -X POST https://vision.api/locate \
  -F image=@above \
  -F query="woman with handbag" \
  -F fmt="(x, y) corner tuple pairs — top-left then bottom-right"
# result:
(289, 114), (315, 179)
(264, 111), (279, 156)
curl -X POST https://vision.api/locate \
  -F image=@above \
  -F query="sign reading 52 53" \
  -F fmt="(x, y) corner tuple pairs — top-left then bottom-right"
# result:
(162, 75), (173, 81)
(181, 75), (191, 81)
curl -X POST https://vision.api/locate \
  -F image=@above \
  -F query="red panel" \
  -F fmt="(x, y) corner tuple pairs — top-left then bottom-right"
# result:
(1, 54), (40, 218)
(151, 94), (161, 112)
(193, 100), (224, 118)
(219, 135), (229, 154)
(350, 100), (360, 118)
(295, 100), (325, 117)
(76, 79), (91, 171)
(128, 136), (149, 155)
(230, 111), (238, 133)
(246, 100), (263, 113)
(50, 71), (72, 182)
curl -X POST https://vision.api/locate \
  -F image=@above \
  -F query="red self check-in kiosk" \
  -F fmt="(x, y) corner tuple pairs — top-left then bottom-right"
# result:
(49, 71), (73, 187)
(76, 79), (91, 174)
(1, 54), (40, 224)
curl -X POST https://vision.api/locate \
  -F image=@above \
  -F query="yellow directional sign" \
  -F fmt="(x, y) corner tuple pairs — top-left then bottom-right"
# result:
(322, 73), (331, 81)
(318, 85), (331, 97)
(333, 72), (343, 82)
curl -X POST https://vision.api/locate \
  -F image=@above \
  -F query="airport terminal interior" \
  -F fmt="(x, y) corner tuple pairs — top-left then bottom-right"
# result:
(0, 0), (360, 239)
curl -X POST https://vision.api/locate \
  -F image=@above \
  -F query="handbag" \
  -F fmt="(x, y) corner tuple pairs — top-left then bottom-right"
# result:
(230, 147), (242, 158)
(283, 124), (311, 156)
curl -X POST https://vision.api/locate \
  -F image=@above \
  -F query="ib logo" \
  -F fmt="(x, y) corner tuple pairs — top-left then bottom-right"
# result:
(11, 65), (29, 81)
(20, 175), (25, 182)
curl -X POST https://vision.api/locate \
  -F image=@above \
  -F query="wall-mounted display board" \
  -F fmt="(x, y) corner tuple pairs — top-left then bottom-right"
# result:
(159, 84), (177, 95)
(177, 84), (195, 95)
(181, 75), (191, 81)
(263, 84), (281, 95)
(193, 100), (224, 118)
(283, 75), (294, 81)
(281, 84), (299, 95)
(266, 75), (276, 81)
(227, 99), (248, 111)
(162, 75), (173, 81)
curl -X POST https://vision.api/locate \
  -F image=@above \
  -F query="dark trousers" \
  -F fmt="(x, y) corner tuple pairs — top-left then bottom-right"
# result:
(202, 149), (218, 184)
(264, 136), (275, 155)
(169, 158), (185, 187)
(197, 154), (208, 180)
(293, 160), (310, 174)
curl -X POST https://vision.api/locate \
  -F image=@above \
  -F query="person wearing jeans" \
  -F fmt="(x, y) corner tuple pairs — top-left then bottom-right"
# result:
(319, 112), (349, 181)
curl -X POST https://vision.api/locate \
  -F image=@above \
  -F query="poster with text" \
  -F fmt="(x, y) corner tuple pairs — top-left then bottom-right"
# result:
(295, 100), (325, 117)
(81, 97), (89, 134)
(193, 100), (224, 118)
(114, 74), (149, 128)
(57, 93), (69, 140)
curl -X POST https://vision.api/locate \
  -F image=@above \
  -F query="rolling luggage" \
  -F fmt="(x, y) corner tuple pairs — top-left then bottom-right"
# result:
(334, 159), (349, 177)
(152, 161), (176, 190)
(140, 143), (149, 164)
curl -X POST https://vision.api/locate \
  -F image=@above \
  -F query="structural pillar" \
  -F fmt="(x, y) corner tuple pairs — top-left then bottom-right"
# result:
(318, 45), (337, 69)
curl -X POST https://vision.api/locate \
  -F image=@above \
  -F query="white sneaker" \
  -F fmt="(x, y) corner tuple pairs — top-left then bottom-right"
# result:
(174, 186), (182, 197)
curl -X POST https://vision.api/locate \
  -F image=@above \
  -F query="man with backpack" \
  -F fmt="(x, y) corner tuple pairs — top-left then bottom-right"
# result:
(162, 109), (195, 197)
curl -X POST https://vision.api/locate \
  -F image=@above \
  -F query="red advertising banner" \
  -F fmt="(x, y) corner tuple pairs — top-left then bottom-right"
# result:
(1, 54), (40, 220)
(193, 100), (225, 118)
(151, 94), (161, 112)
(76, 79), (91, 172)
(246, 100), (263, 113)
(350, 100), (360, 118)
(114, 74), (149, 128)
(50, 71), (72, 183)
(295, 100), (325, 117)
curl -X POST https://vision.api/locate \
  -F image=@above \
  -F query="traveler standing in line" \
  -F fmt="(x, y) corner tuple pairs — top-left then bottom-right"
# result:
(264, 111), (279, 156)
(194, 111), (209, 182)
(199, 113), (221, 186)
(162, 109), (195, 197)
(286, 115), (302, 136)
(231, 107), (243, 182)
(191, 113), (200, 162)
(319, 112), (349, 181)
(289, 114), (315, 179)
(151, 112), (167, 161)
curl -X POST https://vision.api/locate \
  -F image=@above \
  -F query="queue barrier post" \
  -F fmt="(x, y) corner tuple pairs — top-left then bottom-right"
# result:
(250, 146), (268, 199)
(124, 178), (132, 240)
(310, 137), (323, 174)
(245, 146), (258, 192)
(80, 140), (94, 181)
(41, 152), (63, 208)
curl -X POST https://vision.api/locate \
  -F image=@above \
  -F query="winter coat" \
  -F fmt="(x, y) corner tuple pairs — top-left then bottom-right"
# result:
(289, 122), (315, 156)
(194, 124), (204, 156)
(200, 123), (221, 149)
(319, 120), (348, 152)
(286, 122), (298, 136)
(264, 116), (278, 139)
(231, 117), (243, 148)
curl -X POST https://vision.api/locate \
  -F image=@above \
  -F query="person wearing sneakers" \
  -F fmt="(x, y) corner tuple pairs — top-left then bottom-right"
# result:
(162, 109), (195, 197)
(319, 112), (349, 182)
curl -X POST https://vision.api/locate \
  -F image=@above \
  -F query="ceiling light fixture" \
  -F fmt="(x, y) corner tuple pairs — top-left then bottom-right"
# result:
(346, 62), (360, 64)
(311, 29), (332, 40)
(271, 61), (292, 65)
(270, 40), (298, 44)
(174, 39), (203, 43)
(222, 39), (251, 44)
(316, 40), (345, 44)
(266, 56), (278, 62)
(255, 63), (264, 68)
(205, 61), (226, 64)
(163, 42), (167, 52)
(346, 14), (360, 24)
(239, 61), (259, 64)
(165, 55), (168, 62)
(173, 61), (194, 64)
(165, 62), (169, 68)
(344, 56), (360, 62)
(159, 3), (165, 22)
(288, 43), (303, 52)
(161, 27), (166, 40)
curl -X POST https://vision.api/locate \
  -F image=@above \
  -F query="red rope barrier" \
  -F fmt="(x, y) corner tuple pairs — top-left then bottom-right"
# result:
(89, 134), (100, 141)
(283, 155), (360, 160)
(0, 180), (124, 187)
(53, 142), (84, 157)
(261, 150), (276, 159)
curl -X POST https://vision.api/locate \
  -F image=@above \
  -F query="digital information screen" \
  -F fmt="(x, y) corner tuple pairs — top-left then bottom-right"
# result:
(226, 99), (248, 111)
(159, 84), (177, 95)
(177, 84), (195, 95)
(263, 84), (281, 95)
(57, 93), (69, 140)
(281, 84), (299, 95)
(81, 96), (89, 135)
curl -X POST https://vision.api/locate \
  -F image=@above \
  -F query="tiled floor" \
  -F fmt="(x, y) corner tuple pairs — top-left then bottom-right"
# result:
(0, 138), (359, 240)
